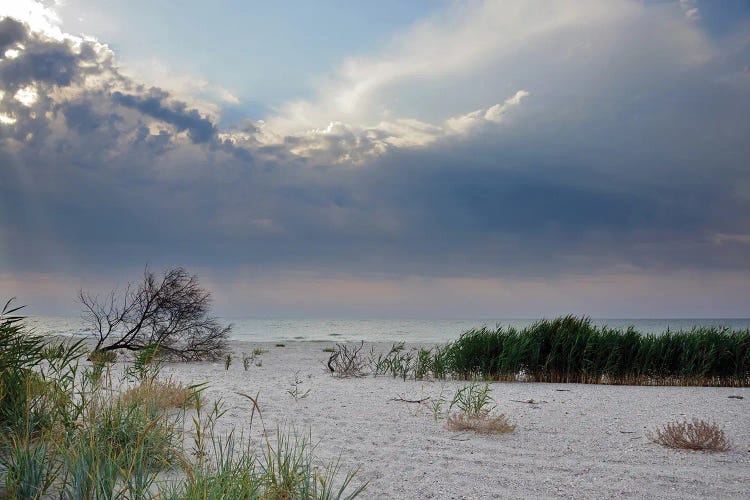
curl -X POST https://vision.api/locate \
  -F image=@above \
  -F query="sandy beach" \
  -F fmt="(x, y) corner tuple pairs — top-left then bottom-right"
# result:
(135, 341), (750, 499)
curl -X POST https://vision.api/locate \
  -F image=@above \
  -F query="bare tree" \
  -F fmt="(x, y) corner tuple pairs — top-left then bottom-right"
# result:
(80, 267), (230, 361)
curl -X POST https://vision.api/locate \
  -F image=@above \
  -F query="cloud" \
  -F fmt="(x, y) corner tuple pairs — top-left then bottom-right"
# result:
(0, 17), (27, 52)
(680, 0), (701, 21)
(266, 89), (529, 163)
(445, 90), (530, 135)
(111, 90), (216, 144)
(1, 1), (750, 316)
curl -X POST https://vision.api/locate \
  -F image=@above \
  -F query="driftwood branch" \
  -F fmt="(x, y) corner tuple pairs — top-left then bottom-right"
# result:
(390, 395), (431, 404)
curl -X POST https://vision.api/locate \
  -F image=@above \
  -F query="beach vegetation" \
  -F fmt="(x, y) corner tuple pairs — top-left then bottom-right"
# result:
(441, 316), (750, 386)
(327, 342), (368, 377)
(414, 347), (433, 380)
(648, 419), (731, 452)
(328, 317), (749, 386)
(79, 266), (231, 361)
(88, 348), (116, 364)
(121, 378), (203, 410)
(370, 342), (415, 379)
(445, 413), (516, 434)
(429, 389), (448, 422)
(241, 348), (266, 370)
(0, 301), (366, 499)
(370, 342), (404, 376)
(449, 383), (494, 417)
(287, 371), (312, 400)
(445, 383), (515, 434)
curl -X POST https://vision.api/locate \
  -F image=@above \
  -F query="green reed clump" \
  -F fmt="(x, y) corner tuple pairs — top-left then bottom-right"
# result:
(0, 300), (46, 434)
(370, 343), (437, 380)
(414, 348), (433, 380)
(442, 316), (750, 386)
(3, 436), (58, 499)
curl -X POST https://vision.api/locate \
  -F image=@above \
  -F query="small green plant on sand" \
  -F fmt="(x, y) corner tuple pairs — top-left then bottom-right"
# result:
(224, 353), (232, 371)
(287, 371), (311, 400)
(449, 383), (493, 417)
(429, 389), (448, 422)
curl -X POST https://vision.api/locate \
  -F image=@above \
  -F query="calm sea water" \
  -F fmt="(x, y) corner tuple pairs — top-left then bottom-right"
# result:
(23, 316), (750, 343)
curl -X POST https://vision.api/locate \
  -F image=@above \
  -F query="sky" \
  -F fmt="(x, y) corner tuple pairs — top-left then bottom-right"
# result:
(1, 0), (749, 318)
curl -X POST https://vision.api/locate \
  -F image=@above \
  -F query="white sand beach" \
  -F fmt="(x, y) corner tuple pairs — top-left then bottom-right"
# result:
(143, 341), (750, 499)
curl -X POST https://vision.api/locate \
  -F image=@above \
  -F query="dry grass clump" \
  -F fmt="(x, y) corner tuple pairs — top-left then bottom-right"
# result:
(446, 413), (516, 434)
(121, 379), (202, 410)
(88, 349), (117, 364)
(648, 419), (731, 452)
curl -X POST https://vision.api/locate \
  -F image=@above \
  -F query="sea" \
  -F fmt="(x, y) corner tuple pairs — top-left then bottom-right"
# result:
(22, 316), (750, 344)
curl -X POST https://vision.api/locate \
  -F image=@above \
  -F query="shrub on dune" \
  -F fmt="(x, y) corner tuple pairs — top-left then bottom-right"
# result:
(648, 419), (731, 452)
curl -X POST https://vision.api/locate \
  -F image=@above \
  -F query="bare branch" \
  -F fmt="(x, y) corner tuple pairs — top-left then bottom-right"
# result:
(79, 266), (230, 361)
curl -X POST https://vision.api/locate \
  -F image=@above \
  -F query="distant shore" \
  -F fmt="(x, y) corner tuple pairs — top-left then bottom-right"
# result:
(144, 340), (750, 499)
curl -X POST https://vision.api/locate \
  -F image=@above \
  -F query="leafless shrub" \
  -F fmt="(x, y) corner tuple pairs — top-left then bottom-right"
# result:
(80, 266), (230, 361)
(446, 413), (516, 434)
(327, 342), (368, 377)
(648, 419), (730, 452)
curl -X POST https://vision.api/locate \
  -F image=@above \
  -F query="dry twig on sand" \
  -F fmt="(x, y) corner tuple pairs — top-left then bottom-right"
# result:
(390, 395), (431, 404)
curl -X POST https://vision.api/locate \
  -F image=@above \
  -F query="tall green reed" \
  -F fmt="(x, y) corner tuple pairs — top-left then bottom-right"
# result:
(441, 316), (750, 386)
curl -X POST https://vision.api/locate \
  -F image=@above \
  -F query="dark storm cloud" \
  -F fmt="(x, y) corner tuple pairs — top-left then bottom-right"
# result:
(1, 11), (750, 291)
(0, 17), (26, 52)
(0, 24), (100, 90)
(112, 90), (216, 144)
